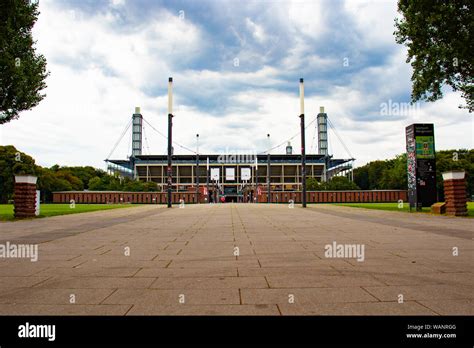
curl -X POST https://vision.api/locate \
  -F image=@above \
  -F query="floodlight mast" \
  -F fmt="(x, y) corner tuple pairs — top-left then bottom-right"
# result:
(167, 77), (173, 208)
(267, 134), (271, 204)
(300, 78), (307, 208)
(196, 134), (199, 203)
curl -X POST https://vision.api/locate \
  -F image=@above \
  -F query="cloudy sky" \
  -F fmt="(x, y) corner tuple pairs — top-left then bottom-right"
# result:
(1, 0), (472, 169)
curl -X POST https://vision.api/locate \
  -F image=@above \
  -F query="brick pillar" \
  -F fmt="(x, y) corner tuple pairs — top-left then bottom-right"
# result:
(442, 171), (467, 217)
(14, 175), (38, 218)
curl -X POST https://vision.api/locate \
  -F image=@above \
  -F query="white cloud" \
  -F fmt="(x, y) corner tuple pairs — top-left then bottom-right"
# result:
(110, 0), (125, 7)
(344, 0), (400, 48)
(1, 0), (472, 172)
(245, 18), (267, 43)
(287, 0), (326, 39)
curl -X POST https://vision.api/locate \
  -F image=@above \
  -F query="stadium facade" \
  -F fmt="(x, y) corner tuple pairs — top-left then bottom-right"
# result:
(106, 107), (354, 202)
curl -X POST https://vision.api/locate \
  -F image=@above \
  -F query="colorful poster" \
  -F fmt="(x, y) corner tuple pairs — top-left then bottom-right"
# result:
(406, 126), (416, 191)
(415, 136), (435, 159)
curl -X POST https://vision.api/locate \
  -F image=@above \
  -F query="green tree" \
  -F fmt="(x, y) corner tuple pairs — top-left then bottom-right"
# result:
(306, 177), (321, 191)
(61, 166), (106, 189)
(354, 165), (369, 190)
(306, 176), (359, 191)
(55, 170), (83, 191)
(326, 176), (360, 190)
(435, 149), (473, 200)
(0, 145), (37, 202)
(106, 175), (123, 191)
(379, 154), (407, 190)
(88, 176), (104, 191)
(143, 181), (158, 192)
(394, 0), (474, 111)
(367, 161), (386, 189)
(0, 0), (49, 123)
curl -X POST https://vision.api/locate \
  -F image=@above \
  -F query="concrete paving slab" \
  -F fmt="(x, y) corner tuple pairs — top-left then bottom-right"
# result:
(0, 203), (471, 315)
(126, 304), (279, 315)
(278, 301), (437, 315)
(103, 289), (240, 305)
(418, 299), (474, 315)
(149, 276), (268, 289)
(0, 303), (132, 315)
(241, 287), (379, 304)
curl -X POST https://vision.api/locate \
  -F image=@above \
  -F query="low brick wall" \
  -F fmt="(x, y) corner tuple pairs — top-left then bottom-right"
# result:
(52, 190), (407, 204)
(52, 191), (199, 204)
(258, 190), (407, 203)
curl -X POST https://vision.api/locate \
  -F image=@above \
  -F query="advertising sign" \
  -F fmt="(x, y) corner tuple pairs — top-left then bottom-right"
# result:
(225, 168), (235, 181)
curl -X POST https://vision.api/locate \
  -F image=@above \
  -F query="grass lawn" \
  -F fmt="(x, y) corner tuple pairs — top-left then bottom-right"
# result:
(0, 203), (143, 221)
(334, 202), (474, 217)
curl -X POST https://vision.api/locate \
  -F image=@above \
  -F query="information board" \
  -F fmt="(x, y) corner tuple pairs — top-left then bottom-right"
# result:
(405, 124), (437, 209)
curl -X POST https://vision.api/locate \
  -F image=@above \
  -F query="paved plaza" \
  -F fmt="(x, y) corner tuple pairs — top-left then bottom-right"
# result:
(0, 203), (472, 315)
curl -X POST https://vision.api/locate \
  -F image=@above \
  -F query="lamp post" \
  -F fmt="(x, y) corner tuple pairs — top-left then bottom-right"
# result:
(267, 134), (271, 204)
(300, 78), (307, 208)
(167, 77), (173, 208)
(196, 134), (199, 203)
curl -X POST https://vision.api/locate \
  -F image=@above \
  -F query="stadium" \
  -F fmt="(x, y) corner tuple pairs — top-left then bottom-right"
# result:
(105, 105), (354, 203)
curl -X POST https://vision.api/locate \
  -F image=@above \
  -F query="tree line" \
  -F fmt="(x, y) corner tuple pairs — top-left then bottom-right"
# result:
(353, 149), (473, 200)
(0, 146), (159, 203)
(1, 145), (471, 203)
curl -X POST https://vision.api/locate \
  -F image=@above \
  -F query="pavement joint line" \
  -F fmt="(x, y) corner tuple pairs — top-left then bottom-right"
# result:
(123, 304), (135, 316)
(131, 268), (143, 277)
(30, 276), (55, 288)
(99, 288), (119, 305)
(276, 304), (283, 315)
(360, 286), (383, 302)
(67, 255), (83, 261)
(413, 300), (442, 315)
(72, 261), (88, 269)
